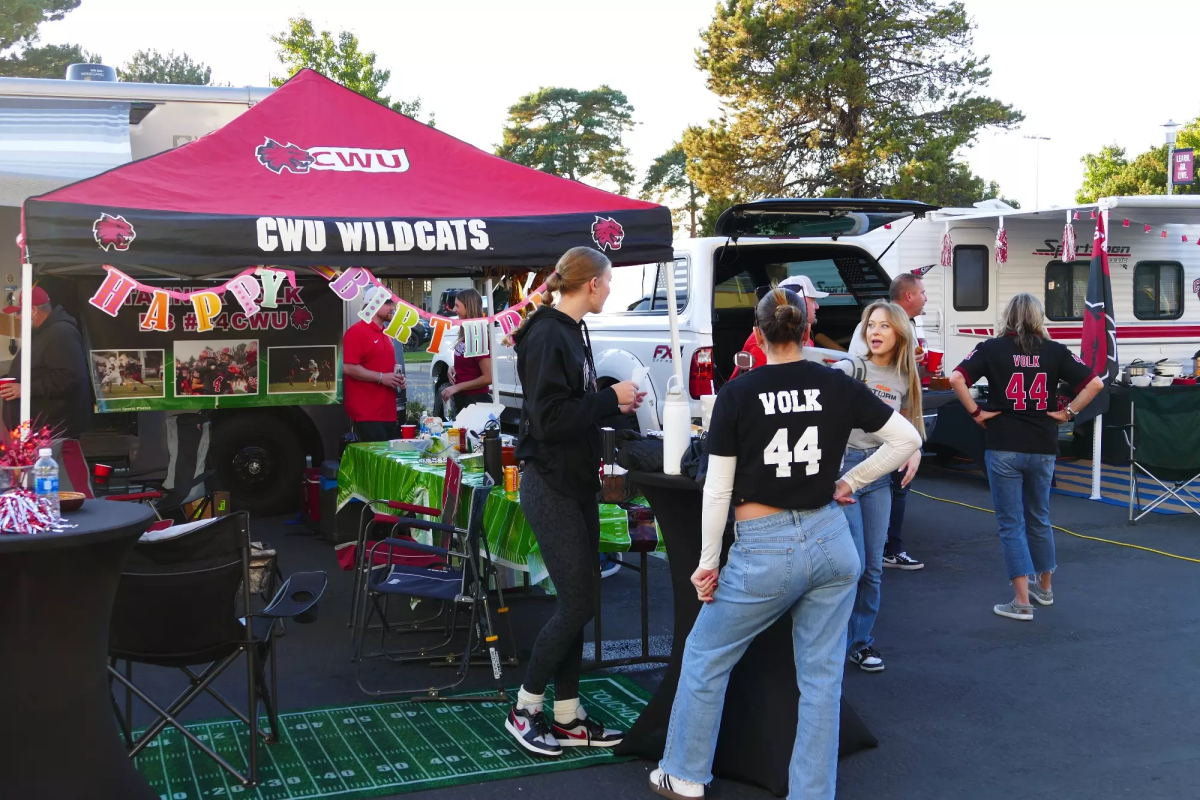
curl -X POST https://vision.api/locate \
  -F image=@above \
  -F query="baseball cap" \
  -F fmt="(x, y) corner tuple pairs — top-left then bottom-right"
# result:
(362, 284), (395, 306)
(777, 275), (828, 299)
(3, 286), (49, 314)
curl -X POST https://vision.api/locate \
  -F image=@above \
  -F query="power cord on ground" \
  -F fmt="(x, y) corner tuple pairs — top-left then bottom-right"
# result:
(910, 490), (1200, 565)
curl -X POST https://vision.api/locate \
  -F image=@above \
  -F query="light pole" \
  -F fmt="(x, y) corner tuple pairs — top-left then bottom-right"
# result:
(1024, 134), (1050, 208)
(1162, 120), (1179, 196)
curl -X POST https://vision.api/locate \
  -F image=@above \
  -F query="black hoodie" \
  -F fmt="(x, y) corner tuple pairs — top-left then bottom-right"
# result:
(513, 306), (619, 501)
(5, 305), (91, 436)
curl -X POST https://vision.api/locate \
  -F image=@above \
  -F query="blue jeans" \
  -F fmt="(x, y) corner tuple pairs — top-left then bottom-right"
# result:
(883, 469), (909, 557)
(984, 450), (1057, 580)
(659, 503), (861, 800)
(839, 447), (892, 655)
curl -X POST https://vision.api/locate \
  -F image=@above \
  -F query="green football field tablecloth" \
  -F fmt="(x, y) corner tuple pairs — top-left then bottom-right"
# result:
(337, 443), (662, 584)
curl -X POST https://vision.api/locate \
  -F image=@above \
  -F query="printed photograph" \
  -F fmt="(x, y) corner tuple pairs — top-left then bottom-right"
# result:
(173, 340), (259, 397)
(90, 349), (165, 399)
(267, 345), (337, 394)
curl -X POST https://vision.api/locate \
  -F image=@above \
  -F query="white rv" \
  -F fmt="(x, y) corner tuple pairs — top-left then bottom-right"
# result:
(861, 197), (1200, 373)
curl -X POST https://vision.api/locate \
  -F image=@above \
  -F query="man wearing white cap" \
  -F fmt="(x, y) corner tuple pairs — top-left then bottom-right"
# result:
(341, 284), (406, 442)
(731, 275), (827, 377)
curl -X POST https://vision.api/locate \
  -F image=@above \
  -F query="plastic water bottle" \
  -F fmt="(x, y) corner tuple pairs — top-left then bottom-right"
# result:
(34, 447), (60, 521)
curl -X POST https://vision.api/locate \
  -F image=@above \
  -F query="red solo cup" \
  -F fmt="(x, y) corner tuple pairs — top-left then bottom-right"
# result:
(401, 424), (417, 439)
(93, 463), (113, 485)
(924, 349), (944, 375)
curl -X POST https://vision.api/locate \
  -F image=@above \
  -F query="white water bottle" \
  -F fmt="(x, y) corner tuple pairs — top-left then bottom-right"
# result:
(34, 447), (60, 521)
(662, 375), (691, 476)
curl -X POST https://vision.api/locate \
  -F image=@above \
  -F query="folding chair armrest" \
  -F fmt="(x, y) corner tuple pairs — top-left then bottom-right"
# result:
(386, 500), (441, 516)
(103, 491), (164, 502)
(376, 537), (451, 558)
(174, 469), (218, 496)
(391, 518), (456, 534)
(1104, 423), (1134, 430)
(256, 571), (328, 622)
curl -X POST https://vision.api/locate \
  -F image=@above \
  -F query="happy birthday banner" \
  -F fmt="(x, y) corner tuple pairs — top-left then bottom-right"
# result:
(88, 264), (548, 358)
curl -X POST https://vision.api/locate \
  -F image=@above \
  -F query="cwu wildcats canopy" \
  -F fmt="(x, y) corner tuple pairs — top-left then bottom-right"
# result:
(22, 69), (672, 273)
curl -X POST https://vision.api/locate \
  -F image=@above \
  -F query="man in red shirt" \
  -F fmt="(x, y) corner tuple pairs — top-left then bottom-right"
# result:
(731, 275), (828, 377)
(342, 285), (405, 442)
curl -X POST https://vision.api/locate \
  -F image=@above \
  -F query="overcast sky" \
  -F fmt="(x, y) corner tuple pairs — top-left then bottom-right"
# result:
(37, 0), (1198, 210)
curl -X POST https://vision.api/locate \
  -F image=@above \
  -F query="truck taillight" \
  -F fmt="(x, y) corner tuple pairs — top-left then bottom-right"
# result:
(689, 347), (714, 398)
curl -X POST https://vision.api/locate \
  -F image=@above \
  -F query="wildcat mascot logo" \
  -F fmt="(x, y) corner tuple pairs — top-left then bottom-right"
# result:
(591, 216), (625, 251)
(93, 213), (136, 252)
(255, 137), (410, 175)
(256, 139), (315, 174)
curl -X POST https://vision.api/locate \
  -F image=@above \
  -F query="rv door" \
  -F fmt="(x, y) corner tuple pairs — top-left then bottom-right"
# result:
(942, 226), (998, 368)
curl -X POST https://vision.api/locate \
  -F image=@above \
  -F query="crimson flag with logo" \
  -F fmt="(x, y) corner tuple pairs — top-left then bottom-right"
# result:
(1075, 212), (1117, 424)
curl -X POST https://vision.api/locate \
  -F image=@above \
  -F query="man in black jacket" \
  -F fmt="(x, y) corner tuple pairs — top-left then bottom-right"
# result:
(1, 287), (91, 436)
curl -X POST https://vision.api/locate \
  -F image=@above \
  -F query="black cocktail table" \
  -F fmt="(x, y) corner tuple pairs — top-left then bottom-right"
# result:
(617, 471), (876, 797)
(0, 499), (157, 800)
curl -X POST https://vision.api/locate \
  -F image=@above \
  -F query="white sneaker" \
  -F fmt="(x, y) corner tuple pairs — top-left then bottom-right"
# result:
(649, 767), (705, 799)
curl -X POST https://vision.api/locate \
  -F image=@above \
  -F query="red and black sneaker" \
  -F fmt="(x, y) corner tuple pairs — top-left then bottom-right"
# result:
(505, 705), (562, 757)
(551, 715), (625, 748)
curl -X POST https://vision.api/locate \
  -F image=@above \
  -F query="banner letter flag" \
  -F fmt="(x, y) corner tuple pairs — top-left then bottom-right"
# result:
(191, 291), (222, 333)
(357, 284), (390, 323)
(1061, 210), (1076, 263)
(329, 267), (372, 301)
(496, 309), (522, 336)
(382, 300), (418, 343)
(139, 290), (172, 331)
(462, 320), (490, 357)
(1075, 211), (1117, 425)
(426, 316), (452, 354)
(227, 274), (262, 315)
(995, 217), (1008, 264)
(939, 223), (953, 267)
(88, 267), (137, 317)
(1144, 224), (1152, 233)
(257, 268), (288, 308)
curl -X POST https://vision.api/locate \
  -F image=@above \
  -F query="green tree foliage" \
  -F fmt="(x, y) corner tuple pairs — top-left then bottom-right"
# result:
(0, 41), (97, 78)
(118, 49), (212, 85)
(0, 0), (97, 79)
(685, 0), (1021, 205)
(641, 143), (703, 237)
(1076, 121), (1200, 202)
(271, 16), (426, 120)
(0, 0), (78, 50)
(497, 86), (636, 194)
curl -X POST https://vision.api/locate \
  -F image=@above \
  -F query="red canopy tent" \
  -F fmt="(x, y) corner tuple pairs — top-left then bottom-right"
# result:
(21, 69), (673, 273)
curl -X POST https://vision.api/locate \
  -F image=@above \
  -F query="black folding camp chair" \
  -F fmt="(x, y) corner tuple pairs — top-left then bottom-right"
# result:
(1111, 392), (1200, 522)
(352, 477), (515, 701)
(107, 512), (327, 787)
(98, 413), (218, 521)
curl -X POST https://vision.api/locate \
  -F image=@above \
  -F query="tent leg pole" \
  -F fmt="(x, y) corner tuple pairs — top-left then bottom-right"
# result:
(19, 258), (32, 425)
(1090, 413), (1103, 500)
(485, 278), (499, 406)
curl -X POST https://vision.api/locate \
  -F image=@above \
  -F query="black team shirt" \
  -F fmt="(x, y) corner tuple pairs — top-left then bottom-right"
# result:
(954, 335), (1095, 455)
(707, 360), (893, 509)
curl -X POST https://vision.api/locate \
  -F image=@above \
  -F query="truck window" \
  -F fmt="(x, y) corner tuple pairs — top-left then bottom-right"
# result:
(715, 258), (858, 308)
(602, 258), (689, 314)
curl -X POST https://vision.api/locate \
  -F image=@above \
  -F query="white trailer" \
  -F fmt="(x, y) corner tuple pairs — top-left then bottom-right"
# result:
(858, 197), (1200, 374)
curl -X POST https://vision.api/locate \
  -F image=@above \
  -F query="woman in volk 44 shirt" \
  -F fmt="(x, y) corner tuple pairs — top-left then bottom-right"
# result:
(505, 247), (646, 757)
(949, 293), (1104, 621)
(649, 288), (922, 800)
(832, 301), (925, 674)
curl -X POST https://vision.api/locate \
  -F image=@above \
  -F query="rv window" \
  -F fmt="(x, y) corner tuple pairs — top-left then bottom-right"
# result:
(1133, 261), (1184, 320)
(952, 246), (989, 312)
(1044, 261), (1089, 320)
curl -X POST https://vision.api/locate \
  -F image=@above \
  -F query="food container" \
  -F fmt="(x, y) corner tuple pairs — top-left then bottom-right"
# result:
(1131, 375), (1152, 387)
(1124, 360), (1152, 379)
(446, 428), (460, 451)
(1172, 377), (1197, 386)
(1150, 375), (1174, 387)
(503, 465), (520, 493)
(1155, 361), (1186, 378)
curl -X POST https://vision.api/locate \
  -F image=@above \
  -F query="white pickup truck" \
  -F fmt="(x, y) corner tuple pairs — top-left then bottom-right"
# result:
(431, 199), (940, 431)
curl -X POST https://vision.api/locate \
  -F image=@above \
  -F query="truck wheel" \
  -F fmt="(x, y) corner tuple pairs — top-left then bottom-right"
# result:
(210, 413), (304, 516)
(432, 367), (450, 418)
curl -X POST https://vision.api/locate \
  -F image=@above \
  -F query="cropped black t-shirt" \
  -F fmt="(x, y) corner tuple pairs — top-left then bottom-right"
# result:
(707, 360), (893, 509)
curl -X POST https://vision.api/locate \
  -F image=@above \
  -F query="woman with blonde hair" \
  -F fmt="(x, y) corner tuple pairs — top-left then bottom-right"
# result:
(440, 288), (492, 417)
(950, 292), (1104, 620)
(505, 247), (646, 756)
(833, 301), (924, 673)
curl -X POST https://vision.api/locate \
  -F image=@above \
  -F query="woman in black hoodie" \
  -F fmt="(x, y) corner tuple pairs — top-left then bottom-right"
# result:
(505, 246), (645, 757)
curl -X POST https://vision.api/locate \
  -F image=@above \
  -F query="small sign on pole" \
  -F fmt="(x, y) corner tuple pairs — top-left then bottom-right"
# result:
(1173, 148), (1195, 185)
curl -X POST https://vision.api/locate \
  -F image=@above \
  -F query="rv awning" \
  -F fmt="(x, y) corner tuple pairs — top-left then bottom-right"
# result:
(0, 98), (131, 207)
(22, 69), (672, 274)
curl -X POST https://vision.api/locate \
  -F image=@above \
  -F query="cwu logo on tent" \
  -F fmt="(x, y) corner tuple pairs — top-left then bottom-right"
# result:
(591, 216), (625, 251)
(255, 137), (411, 175)
(93, 213), (136, 252)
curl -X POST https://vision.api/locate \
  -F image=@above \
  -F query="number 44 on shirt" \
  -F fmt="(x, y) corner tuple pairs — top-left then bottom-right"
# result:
(764, 427), (822, 478)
